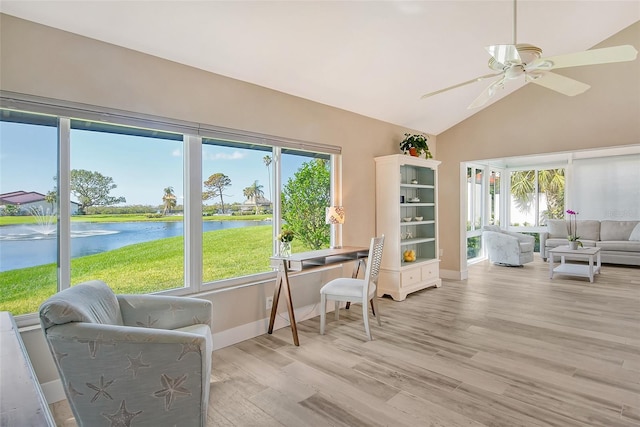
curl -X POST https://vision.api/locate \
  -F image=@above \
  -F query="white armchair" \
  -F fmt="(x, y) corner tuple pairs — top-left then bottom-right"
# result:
(482, 225), (535, 266)
(39, 280), (213, 427)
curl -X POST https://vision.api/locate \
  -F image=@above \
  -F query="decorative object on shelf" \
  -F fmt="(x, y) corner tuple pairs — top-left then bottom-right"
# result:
(325, 206), (345, 224)
(414, 216), (423, 221)
(403, 249), (416, 262)
(566, 209), (582, 249)
(411, 179), (419, 184)
(409, 197), (420, 203)
(402, 217), (413, 222)
(399, 133), (433, 158)
(277, 228), (294, 257)
(405, 231), (413, 239)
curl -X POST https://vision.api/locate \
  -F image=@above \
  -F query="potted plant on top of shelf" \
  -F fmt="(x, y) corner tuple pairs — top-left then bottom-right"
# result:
(399, 133), (432, 158)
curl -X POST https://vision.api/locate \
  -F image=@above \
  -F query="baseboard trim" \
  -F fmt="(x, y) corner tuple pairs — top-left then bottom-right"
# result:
(440, 269), (467, 280)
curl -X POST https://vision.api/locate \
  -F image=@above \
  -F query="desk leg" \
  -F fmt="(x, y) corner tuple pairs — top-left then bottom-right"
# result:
(346, 258), (366, 311)
(267, 272), (283, 335)
(268, 260), (299, 346)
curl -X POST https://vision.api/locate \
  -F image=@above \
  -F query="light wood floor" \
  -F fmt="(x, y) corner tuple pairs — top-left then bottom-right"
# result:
(51, 257), (640, 426)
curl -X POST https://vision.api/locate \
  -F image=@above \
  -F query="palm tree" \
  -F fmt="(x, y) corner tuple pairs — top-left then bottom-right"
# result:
(263, 155), (272, 210)
(162, 186), (177, 215)
(243, 180), (264, 215)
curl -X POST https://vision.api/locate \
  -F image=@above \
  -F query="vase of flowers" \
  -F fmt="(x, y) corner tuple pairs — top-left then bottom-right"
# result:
(277, 229), (294, 257)
(566, 209), (582, 249)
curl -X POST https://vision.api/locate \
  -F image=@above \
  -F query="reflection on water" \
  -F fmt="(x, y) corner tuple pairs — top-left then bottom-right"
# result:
(0, 220), (269, 272)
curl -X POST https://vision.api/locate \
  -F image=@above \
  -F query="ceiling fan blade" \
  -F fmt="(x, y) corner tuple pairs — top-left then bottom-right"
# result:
(486, 44), (521, 65)
(533, 45), (638, 70)
(467, 77), (505, 109)
(527, 71), (590, 96)
(421, 73), (502, 99)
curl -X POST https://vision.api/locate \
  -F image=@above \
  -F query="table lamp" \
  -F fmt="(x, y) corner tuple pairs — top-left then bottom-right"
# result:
(326, 206), (345, 248)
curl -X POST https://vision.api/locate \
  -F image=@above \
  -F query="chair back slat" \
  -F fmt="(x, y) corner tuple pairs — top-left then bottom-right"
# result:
(363, 235), (385, 304)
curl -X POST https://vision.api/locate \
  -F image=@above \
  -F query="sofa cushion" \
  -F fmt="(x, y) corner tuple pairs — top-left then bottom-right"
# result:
(600, 220), (639, 241)
(545, 238), (597, 249)
(39, 280), (123, 330)
(629, 223), (640, 241)
(546, 220), (568, 238)
(575, 220), (601, 241)
(596, 240), (640, 252)
(546, 219), (600, 240)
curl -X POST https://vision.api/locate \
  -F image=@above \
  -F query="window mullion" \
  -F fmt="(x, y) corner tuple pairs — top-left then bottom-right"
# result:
(58, 117), (71, 291)
(185, 135), (203, 292)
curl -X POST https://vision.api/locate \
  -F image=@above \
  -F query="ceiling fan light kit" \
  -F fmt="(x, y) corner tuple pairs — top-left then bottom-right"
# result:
(421, 0), (638, 109)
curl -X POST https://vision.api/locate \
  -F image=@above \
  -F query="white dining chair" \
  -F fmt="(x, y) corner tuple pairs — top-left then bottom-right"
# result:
(320, 235), (385, 340)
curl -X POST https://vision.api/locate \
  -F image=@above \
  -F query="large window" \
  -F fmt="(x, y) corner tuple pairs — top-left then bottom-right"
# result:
(466, 166), (484, 260)
(0, 110), (59, 315)
(69, 121), (185, 294)
(0, 102), (337, 317)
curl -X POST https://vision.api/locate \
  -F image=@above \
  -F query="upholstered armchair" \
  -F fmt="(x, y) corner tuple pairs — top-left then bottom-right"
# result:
(482, 225), (535, 266)
(39, 280), (213, 427)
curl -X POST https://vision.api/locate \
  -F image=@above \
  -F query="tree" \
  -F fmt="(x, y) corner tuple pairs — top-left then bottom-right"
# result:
(203, 173), (231, 213)
(162, 186), (177, 215)
(243, 180), (264, 215)
(70, 169), (126, 214)
(45, 189), (57, 209)
(282, 159), (330, 250)
(263, 155), (272, 209)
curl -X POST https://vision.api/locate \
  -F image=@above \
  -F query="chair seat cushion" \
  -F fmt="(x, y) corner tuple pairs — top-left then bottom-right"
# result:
(321, 278), (367, 298)
(519, 241), (535, 253)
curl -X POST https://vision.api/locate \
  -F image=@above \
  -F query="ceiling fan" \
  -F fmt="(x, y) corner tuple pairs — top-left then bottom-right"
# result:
(421, 0), (638, 109)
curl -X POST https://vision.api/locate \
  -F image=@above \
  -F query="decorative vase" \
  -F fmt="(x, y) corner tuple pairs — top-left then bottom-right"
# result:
(409, 147), (418, 157)
(280, 241), (292, 257)
(569, 241), (579, 250)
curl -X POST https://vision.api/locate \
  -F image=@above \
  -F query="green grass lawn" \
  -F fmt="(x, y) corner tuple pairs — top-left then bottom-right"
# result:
(0, 224), (308, 316)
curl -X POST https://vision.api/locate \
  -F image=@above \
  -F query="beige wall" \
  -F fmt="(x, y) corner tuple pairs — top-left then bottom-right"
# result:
(436, 21), (640, 275)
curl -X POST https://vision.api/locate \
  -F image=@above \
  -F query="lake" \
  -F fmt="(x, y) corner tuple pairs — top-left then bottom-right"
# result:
(0, 220), (270, 272)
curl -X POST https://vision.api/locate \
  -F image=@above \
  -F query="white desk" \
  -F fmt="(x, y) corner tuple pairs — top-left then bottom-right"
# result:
(268, 246), (369, 346)
(548, 246), (601, 282)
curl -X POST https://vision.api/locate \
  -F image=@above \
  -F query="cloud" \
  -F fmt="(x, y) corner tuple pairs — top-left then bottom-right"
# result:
(205, 151), (246, 161)
(171, 149), (181, 157)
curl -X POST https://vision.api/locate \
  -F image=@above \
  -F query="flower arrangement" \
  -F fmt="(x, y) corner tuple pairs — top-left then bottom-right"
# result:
(277, 229), (294, 242)
(399, 133), (432, 158)
(566, 209), (581, 244)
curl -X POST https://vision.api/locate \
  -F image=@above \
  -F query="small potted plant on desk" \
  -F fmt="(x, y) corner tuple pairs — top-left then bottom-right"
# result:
(399, 133), (432, 158)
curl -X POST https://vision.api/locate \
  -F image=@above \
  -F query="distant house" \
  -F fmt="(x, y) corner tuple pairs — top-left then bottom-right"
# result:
(0, 191), (80, 215)
(240, 195), (272, 213)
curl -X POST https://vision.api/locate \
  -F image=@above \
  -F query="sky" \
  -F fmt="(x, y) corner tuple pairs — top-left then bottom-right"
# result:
(0, 120), (309, 207)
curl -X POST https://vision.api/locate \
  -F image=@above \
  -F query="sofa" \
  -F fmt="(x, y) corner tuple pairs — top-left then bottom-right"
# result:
(482, 225), (535, 266)
(541, 220), (640, 266)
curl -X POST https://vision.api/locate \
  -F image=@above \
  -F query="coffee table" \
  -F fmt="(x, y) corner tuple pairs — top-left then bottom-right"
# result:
(548, 246), (601, 282)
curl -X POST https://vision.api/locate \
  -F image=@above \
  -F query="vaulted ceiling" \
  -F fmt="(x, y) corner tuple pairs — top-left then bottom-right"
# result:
(1, 1), (638, 135)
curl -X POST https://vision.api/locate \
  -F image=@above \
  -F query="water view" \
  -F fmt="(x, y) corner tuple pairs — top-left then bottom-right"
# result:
(0, 220), (270, 272)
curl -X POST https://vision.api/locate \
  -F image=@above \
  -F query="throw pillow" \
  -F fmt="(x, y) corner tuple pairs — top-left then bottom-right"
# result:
(629, 223), (640, 241)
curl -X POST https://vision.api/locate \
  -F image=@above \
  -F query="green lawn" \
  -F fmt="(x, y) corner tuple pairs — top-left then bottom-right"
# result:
(0, 224), (308, 316)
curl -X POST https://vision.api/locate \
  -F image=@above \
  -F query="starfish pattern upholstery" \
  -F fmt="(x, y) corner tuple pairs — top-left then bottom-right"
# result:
(39, 280), (213, 426)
